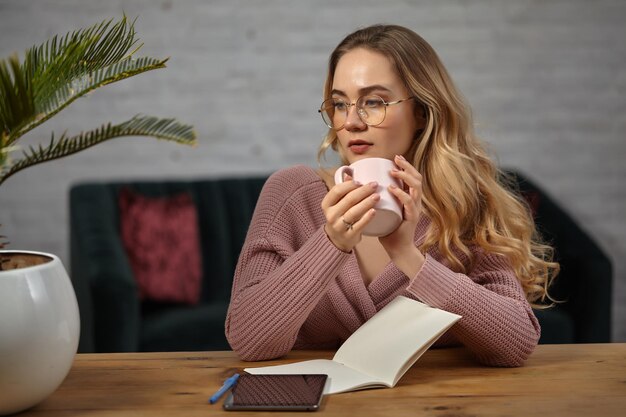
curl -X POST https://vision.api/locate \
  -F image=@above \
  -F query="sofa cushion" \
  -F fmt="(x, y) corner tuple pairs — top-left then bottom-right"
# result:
(119, 188), (202, 305)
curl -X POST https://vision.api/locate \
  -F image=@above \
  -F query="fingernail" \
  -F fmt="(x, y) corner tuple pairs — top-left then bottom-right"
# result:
(389, 184), (397, 189)
(396, 155), (406, 161)
(354, 180), (362, 186)
(369, 181), (378, 188)
(391, 168), (400, 172)
(371, 193), (380, 201)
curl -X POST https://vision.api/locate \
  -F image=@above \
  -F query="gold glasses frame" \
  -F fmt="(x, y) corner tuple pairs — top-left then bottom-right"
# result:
(318, 95), (416, 130)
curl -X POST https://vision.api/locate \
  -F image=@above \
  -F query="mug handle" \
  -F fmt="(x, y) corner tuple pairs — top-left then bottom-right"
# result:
(334, 166), (353, 185)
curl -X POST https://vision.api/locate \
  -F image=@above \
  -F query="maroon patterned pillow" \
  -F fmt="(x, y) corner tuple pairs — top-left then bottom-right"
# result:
(118, 188), (202, 305)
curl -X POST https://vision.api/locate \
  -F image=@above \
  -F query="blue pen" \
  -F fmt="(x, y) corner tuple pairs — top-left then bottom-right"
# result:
(208, 373), (240, 404)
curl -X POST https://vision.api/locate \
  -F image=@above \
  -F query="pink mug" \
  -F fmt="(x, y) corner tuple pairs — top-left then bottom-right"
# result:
(334, 157), (403, 237)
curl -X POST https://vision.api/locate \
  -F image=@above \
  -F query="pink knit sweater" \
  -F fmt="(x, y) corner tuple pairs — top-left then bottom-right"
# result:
(225, 165), (540, 366)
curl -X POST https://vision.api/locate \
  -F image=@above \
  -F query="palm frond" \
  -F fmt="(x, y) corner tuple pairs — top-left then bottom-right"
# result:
(0, 16), (197, 189)
(0, 115), (196, 186)
(0, 15), (154, 142)
(28, 15), (140, 103)
(0, 54), (34, 136)
(9, 55), (168, 143)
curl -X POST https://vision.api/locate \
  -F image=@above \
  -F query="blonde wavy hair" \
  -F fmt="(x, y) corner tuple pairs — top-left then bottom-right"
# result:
(318, 24), (559, 307)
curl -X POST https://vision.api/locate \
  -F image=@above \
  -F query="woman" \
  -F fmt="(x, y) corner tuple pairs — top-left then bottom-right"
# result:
(225, 24), (558, 366)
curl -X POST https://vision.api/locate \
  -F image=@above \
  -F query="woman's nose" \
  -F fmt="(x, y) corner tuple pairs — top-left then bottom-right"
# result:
(344, 105), (367, 130)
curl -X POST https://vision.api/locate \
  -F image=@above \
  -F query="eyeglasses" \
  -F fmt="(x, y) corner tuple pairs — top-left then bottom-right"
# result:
(318, 95), (415, 130)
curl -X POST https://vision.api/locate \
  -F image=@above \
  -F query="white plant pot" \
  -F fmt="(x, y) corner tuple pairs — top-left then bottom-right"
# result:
(0, 250), (80, 415)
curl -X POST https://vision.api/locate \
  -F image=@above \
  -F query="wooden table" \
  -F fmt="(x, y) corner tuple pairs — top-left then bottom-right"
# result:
(22, 344), (626, 416)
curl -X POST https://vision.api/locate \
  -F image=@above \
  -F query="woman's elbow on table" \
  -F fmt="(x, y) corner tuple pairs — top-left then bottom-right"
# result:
(225, 327), (293, 362)
(477, 334), (539, 367)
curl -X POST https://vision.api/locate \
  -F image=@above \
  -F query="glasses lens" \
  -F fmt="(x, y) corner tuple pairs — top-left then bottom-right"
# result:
(357, 95), (386, 126)
(320, 98), (346, 129)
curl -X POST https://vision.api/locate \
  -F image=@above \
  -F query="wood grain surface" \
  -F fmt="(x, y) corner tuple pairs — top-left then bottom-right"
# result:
(20, 344), (626, 416)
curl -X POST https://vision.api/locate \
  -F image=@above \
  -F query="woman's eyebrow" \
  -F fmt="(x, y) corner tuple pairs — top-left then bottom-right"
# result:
(359, 85), (393, 95)
(331, 85), (393, 97)
(330, 89), (347, 97)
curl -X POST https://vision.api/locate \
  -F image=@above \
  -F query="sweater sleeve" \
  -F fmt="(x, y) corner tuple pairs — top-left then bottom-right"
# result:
(405, 252), (540, 367)
(225, 168), (350, 361)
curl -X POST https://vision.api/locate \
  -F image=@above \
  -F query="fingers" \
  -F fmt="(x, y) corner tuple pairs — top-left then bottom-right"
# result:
(323, 207), (377, 252)
(322, 179), (378, 213)
(336, 207), (377, 235)
(325, 182), (379, 230)
(322, 177), (380, 252)
(390, 155), (422, 190)
(336, 181), (379, 214)
(321, 176), (358, 210)
(388, 155), (423, 222)
(339, 192), (380, 228)
(388, 183), (414, 206)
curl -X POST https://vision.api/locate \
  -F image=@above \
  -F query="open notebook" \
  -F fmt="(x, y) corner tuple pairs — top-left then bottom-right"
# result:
(245, 296), (461, 394)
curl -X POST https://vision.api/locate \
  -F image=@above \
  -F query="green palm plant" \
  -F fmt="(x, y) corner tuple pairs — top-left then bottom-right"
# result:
(0, 15), (196, 188)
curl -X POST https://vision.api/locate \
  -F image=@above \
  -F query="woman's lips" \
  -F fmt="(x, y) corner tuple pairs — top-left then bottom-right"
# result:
(348, 140), (373, 154)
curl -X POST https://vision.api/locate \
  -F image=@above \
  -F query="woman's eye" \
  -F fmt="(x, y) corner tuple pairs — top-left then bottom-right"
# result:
(334, 102), (347, 111)
(364, 99), (384, 108)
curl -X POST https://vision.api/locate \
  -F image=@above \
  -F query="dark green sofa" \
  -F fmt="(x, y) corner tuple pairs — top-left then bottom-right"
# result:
(511, 172), (612, 343)
(70, 177), (267, 353)
(69, 171), (612, 353)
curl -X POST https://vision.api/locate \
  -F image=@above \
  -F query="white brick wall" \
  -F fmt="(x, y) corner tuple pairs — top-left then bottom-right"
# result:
(1, 0), (624, 340)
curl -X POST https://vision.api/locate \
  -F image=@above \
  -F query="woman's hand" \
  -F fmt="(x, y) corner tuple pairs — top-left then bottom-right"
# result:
(321, 175), (380, 252)
(379, 154), (426, 275)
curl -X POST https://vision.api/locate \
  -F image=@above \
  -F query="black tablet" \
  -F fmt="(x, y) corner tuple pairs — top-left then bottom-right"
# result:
(223, 374), (328, 411)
